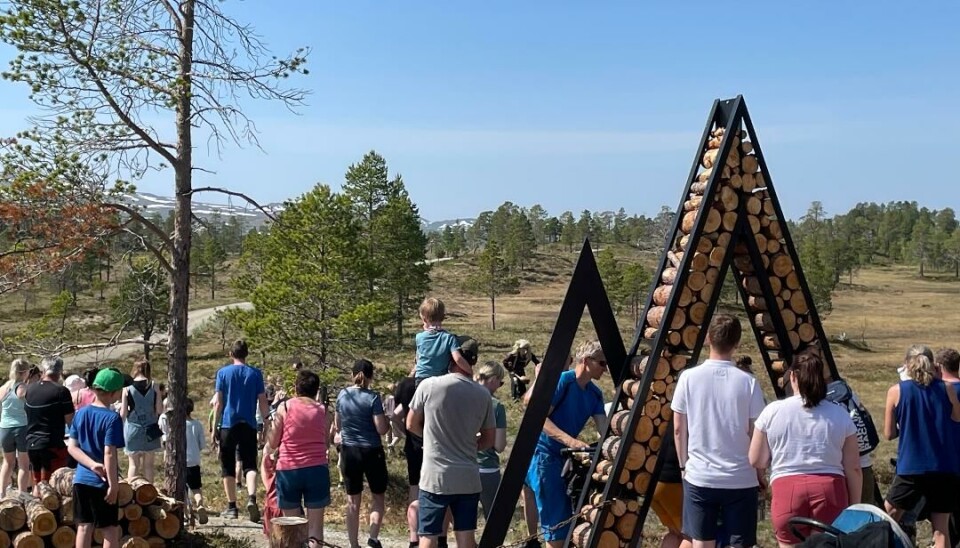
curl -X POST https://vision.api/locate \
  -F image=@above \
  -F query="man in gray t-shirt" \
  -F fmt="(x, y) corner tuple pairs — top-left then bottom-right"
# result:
(408, 350), (495, 548)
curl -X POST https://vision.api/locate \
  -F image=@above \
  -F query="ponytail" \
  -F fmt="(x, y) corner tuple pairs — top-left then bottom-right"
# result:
(905, 352), (936, 387)
(353, 371), (367, 388)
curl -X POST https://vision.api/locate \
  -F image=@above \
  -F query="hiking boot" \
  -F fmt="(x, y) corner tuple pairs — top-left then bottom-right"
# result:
(219, 506), (238, 519)
(247, 499), (261, 523)
(367, 538), (383, 548)
(197, 505), (209, 525)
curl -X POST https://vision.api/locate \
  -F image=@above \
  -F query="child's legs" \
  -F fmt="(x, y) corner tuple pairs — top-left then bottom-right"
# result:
(142, 452), (155, 482)
(127, 453), (140, 480)
(0, 451), (15, 492)
(76, 523), (94, 548)
(16, 450), (30, 492)
(100, 525), (120, 548)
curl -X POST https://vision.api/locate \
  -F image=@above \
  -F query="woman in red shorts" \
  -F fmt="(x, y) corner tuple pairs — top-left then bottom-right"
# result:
(749, 351), (861, 547)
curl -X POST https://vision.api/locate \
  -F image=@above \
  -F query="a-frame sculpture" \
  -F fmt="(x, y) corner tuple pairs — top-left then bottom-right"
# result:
(566, 95), (846, 548)
(480, 240), (628, 548)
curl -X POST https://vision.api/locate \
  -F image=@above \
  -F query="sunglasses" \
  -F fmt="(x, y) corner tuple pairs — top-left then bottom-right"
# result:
(591, 357), (608, 368)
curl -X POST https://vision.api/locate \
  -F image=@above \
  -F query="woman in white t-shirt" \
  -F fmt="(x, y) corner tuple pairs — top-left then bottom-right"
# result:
(749, 351), (861, 548)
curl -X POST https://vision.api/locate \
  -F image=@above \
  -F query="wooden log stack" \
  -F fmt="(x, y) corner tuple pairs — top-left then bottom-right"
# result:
(4, 468), (186, 547)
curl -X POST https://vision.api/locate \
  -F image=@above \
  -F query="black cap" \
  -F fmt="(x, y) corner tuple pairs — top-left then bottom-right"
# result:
(457, 335), (479, 366)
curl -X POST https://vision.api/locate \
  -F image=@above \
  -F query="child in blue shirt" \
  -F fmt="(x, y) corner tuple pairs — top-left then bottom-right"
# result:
(68, 369), (126, 548)
(414, 298), (472, 381)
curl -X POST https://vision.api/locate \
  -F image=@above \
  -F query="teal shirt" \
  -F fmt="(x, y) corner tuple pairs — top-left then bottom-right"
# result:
(477, 397), (507, 470)
(415, 329), (461, 379)
(0, 383), (27, 428)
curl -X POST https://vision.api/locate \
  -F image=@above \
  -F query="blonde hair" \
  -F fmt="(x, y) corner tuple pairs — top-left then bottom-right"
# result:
(132, 359), (151, 379)
(353, 372), (369, 388)
(511, 339), (532, 355)
(574, 341), (603, 365)
(419, 298), (445, 324)
(8, 359), (31, 382)
(904, 344), (933, 364)
(904, 346), (936, 386)
(475, 361), (507, 383)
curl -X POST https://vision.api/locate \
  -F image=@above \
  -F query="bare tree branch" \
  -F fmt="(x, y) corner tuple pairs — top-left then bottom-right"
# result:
(186, 187), (277, 222)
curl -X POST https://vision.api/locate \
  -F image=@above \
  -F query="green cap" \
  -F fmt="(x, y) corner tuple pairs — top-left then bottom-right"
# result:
(92, 368), (124, 392)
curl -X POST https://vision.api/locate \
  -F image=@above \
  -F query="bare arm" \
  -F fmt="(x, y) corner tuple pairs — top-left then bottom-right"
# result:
(104, 444), (119, 502)
(841, 434), (862, 505)
(477, 427), (495, 451)
(67, 438), (102, 472)
(120, 389), (129, 420)
(674, 412), (688, 469)
(544, 414), (587, 449)
(212, 391), (224, 435)
(522, 363), (543, 407)
(494, 427), (507, 453)
(946, 383), (960, 422)
(258, 393), (270, 426)
(373, 413), (390, 436)
(884, 385), (900, 440)
(266, 408), (283, 450)
(406, 408), (425, 437)
(452, 350), (473, 376)
(748, 428), (770, 469)
(153, 385), (164, 417)
(592, 413), (607, 436)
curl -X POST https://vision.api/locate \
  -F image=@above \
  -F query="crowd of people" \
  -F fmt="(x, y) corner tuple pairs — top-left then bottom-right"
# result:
(2, 300), (958, 548)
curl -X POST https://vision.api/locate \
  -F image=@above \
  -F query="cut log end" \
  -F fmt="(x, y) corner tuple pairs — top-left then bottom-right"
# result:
(269, 517), (309, 548)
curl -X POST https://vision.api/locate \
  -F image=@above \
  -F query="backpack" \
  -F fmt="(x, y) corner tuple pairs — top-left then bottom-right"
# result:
(826, 379), (880, 456)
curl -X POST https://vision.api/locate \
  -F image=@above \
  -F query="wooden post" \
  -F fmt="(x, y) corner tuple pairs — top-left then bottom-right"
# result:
(269, 516), (308, 548)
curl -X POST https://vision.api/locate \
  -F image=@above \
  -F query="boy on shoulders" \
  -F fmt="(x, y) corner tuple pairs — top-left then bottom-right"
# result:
(414, 298), (473, 381)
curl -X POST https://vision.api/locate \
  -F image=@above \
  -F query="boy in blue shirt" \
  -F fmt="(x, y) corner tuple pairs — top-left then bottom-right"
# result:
(68, 368), (125, 548)
(414, 298), (472, 381)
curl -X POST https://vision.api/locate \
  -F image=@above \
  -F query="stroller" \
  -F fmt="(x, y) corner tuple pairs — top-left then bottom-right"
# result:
(560, 445), (597, 504)
(793, 504), (913, 548)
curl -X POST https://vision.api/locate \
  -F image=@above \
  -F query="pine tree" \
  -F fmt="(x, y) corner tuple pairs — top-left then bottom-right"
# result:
(110, 258), (170, 360)
(466, 242), (519, 330)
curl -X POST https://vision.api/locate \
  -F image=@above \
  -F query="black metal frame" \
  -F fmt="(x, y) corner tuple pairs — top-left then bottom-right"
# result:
(478, 239), (626, 548)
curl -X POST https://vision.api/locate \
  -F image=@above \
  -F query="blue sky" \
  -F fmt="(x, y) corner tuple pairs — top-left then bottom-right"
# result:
(0, 1), (958, 221)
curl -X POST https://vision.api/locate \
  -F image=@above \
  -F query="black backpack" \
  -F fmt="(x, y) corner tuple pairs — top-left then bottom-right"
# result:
(825, 379), (880, 456)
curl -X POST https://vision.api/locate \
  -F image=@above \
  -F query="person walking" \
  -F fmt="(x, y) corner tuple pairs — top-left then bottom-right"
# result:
(265, 369), (331, 548)
(212, 340), (270, 522)
(407, 338), (495, 548)
(0, 359), (34, 493)
(671, 315), (765, 548)
(749, 351), (862, 547)
(24, 357), (74, 496)
(503, 340), (539, 401)
(884, 344), (960, 548)
(120, 359), (163, 482)
(336, 359), (390, 548)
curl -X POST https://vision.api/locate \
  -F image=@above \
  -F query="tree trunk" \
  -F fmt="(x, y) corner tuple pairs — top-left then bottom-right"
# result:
(210, 266), (215, 300)
(396, 291), (403, 347)
(490, 293), (496, 331)
(142, 329), (152, 361)
(163, 0), (195, 504)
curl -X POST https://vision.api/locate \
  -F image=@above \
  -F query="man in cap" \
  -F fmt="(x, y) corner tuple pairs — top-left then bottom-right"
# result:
(24, 356), (74, 495)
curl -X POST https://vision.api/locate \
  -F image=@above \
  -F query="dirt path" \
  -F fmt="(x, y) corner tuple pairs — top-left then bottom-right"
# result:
(66, 302), (253, 366)
(201, 516), (413, 548)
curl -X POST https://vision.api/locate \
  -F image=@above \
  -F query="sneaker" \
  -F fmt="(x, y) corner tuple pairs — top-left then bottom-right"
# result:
(197, 505), (209, 525)
(247, 499), (261, 523)
(367, 538), (383, 548)
(219, 506), (238, 519)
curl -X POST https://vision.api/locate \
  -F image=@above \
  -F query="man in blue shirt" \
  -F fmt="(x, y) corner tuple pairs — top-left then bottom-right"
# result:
(212, 340), (270, 522)
(524, 341), (607, 548)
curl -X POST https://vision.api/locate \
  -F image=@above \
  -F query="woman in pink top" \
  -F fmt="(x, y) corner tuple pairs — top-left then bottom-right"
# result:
(72, 368), (99, 411)
(265, 370), (331, 548)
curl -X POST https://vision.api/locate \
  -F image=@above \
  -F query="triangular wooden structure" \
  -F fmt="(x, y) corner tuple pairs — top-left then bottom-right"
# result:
(564, 95), (846, 548)
(479, 240), (627, 548)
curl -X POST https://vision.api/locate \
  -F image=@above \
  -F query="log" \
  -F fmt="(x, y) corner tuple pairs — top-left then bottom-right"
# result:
(269, 516), (308, 548)
(649, 435), (662, 453)
(755, 171), (766, 188)
(11, 532), (40, 548)
(126, 516), (151, 538)
(781, 308), (797, 330)
(701, 148), (719, 168)
(35, 482), (58, 511)
(667, 250), (683, 268)
(718, 186), (739, 212)
(124, 503), (143, 521)
(747, 214), (761, 235)
(622, 379), (641, 398)
(770, 276), (782, 295)
(687, 271), (706, 292)
(117, 481), (134, 507)
(670, 355), (687, 371)
(696, 166), (714, 183)
(0, 530), (7, 548)
(59, 497), (72, 526)
(653, 357), (670, 380)
(708, 246), (726, 268)
(644, 397), (661, 419)
(684, 196), (703, 211)
(772, 360), (786, 374)
(646, 306), (665, 329)
(146, 537), (165, 548)
(790, 331), (801, 350)
(785, 270), (800, 290)
(772, 254), (793, 277)
(21, 495), (55, 537)
(666, 331), (682, 346)
(153, 514), (180, 540)
(689, 302), (708, 325)
(721, 211), (737, 232)
(763, 335), (779, 350)
(597, 530), (619, 548)
(766, 238), (781, 254)
(51, 526), (75, 548)
(645, 455), (658, 474)
(790, 292), (809, 314)
(725, 148), (740, 169)
(0, 495), (25, 532)
(611, 411), (631, 436)
(690, 252), (709, 272)
(682, 325), (699, 349)
(728, 173), (743, 190)
(763, 198), (775, 215)
(634, 415), (654, 443)
(633, 471), (651, 494)
(703, 208), (722, 234)
(690, 181), (707, 194)
(48, 469), (74, 499)
(748, 295), (768, 311)
(742, 155), (759, 174)
(652, 285), (672, 306)
(601, 437), (621, 460)
(643, 327), (657, 340)
(677, 286), (693, 307)
(573, 523), (592, 547)
(615, 512), (639, 540)
(754, 233), (767, 252)
(668, 308), (686, 331)
(661, 267), (677, 285)
(155, 495), (183, 513)
(128, 477), (158, 507)
(695, 237), (713, 254)
(681, 211), (697, 233)
(121, 538), (149, 548)
(743, 277), (762, 296)
(741, 140), (754, 154)
(623, 444), (645, 471)
(745, 195), (762, 216)
(754, 313), (774, 332)
(144, 505), (166, 522)
(734, 255), (754, 274)
(798, 322), (817, 343)
(660, 403), (673, 421)
(741, 172), (756, 192)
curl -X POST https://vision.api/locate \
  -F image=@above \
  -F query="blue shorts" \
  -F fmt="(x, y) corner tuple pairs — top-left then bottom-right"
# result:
(418, 490), (480, 536)
(276, 465), (331, 510)
(682, 480), (758, 547)
(525, 450), (570, 542)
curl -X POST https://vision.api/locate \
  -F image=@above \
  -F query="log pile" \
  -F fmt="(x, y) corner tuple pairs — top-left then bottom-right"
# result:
(0, 468), (185, 547)
(571, 122), (830, 547)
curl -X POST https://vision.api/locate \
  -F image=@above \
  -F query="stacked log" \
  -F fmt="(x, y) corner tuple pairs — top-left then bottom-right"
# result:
(2, 470), (182, 547)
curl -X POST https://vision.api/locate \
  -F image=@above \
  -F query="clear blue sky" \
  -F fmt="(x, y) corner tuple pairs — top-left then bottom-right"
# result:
(0, 1), (958, 222)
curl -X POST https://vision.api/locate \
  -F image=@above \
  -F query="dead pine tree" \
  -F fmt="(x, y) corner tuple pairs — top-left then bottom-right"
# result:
(0, 0), (308, 501)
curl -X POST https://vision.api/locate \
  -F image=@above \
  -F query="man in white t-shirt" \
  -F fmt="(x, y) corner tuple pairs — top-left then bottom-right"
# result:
(671, 314), (765, 548)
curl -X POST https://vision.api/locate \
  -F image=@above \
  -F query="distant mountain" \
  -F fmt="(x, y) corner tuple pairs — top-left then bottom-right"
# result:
(128, 192), (472, 232)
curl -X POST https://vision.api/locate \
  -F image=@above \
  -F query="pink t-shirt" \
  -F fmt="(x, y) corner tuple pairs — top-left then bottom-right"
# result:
(74, 388), (96, 411)
(276, 398), (328, 471)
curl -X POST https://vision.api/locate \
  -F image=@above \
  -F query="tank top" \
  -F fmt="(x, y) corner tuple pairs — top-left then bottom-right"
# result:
(0, 382), (27, 428)
(895, 379), (958, 475)
(276, 398), (328, 471)
(127, 383), (158, 427)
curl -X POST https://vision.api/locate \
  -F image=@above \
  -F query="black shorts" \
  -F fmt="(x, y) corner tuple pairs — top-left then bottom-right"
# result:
(886, 473), (960, 514)
(186, 465), (202, 490)
(341, 445), (388, 495)
(73, 483), (119, 528)
(404, 435), (424, 487)
(219, 423), (258, 477)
